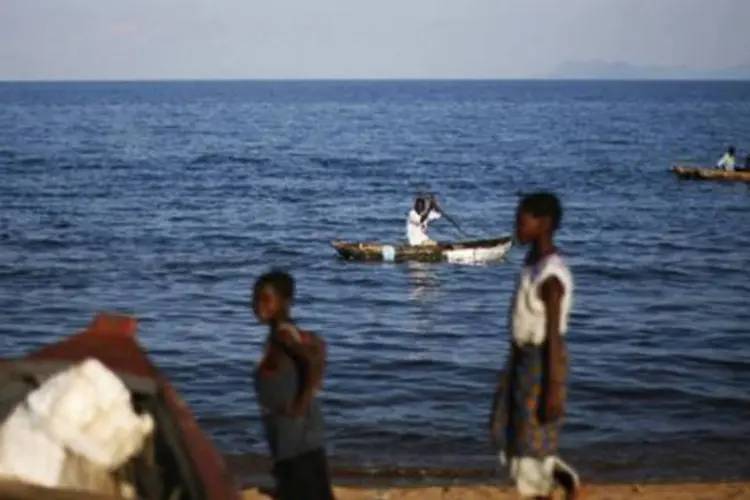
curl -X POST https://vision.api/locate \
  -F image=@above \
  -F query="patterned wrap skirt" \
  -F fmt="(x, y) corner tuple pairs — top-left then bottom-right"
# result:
(496, 341), (568, 460)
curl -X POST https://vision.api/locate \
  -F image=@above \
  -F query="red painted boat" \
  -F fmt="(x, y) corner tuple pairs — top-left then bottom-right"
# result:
(0, 313), (242, 500)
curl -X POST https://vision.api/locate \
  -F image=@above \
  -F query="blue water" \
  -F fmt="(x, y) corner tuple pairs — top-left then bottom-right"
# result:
(1, 80), (749, 482)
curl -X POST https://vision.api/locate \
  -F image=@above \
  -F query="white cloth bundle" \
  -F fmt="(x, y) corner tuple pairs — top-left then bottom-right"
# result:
(0, 358), (154, 488)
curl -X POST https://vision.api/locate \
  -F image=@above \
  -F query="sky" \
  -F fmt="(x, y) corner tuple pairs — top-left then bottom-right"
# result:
(1, 0), (749, 80)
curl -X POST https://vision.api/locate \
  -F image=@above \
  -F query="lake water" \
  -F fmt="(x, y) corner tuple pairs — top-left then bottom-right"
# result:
(0, 80), (749, 483)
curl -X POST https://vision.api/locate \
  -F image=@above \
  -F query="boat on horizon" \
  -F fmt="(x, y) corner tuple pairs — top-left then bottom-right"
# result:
(671, 165), (750, 182)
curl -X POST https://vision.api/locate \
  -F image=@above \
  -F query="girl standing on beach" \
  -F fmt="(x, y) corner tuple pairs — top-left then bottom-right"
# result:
(490, 192), (581, 500)
(252, 270), (334, 500)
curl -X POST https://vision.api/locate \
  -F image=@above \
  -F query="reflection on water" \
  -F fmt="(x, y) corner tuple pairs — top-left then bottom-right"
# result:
(405, 262), (439, 302)
(404, 262), (440, 337)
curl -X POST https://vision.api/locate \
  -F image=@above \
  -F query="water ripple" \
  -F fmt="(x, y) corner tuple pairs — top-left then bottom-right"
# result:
(0, 80), (748, 481)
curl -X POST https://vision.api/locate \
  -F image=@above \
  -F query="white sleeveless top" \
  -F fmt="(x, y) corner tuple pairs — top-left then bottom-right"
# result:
(509, 253), (573, 346)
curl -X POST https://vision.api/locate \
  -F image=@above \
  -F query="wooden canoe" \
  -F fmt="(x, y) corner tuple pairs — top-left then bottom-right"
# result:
(332, 236), (513, 264)
(672, 165), (750, 182)
(0, 313), (242, 500)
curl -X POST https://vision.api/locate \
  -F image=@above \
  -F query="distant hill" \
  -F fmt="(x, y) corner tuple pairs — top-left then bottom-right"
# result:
(547, 60), (750, 80)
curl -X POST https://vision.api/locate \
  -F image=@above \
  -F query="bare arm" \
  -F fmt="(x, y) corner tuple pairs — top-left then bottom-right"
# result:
(273, 325), (326, 364)
(489, 371), (504, 430)
(539, 276), (566, 422)
(273, 326), (327, 413)
(420, 197), (440, 224)
(420, 209), (431, 225)
(540, 276), (565, 381)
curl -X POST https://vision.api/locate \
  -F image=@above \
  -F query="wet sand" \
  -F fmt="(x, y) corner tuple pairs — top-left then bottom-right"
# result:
(241, 482), (750, 499)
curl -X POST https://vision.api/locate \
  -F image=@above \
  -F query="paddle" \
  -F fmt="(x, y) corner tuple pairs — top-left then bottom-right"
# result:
(429, 196), (471, 239)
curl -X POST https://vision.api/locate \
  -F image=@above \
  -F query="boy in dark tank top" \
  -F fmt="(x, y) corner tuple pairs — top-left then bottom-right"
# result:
(252, 270), (334, 500)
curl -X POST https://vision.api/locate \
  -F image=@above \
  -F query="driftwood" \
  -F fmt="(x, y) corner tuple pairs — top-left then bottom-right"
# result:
(672, 165), (750, 182)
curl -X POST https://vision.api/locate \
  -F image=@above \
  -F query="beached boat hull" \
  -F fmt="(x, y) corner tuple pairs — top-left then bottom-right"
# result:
(332, 236), (513, 264)
(672, 165), (750, 182)
(0, 313), (242, 500)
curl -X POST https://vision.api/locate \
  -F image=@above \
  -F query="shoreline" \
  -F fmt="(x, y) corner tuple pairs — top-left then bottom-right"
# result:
(241, 482), (750, 499)
(226, 454), (750, 489)
(235, 474), (750, 491)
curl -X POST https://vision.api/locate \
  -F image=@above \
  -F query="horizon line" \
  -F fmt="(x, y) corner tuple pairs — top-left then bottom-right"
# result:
(2, 76), (750, 84)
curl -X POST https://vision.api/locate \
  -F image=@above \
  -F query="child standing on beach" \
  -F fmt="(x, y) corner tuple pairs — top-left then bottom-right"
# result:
(252, 270), (334, 500)
(490, 192), (581, 500)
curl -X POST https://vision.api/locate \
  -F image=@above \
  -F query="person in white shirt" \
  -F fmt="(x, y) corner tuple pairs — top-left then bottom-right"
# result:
(406, 196), (441, 246)
(490, 192), (581, 500)
(717, 146), (736, 171)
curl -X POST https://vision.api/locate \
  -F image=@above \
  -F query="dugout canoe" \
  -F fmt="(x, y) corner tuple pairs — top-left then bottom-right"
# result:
(0, 313), (242, 500)
(672, 165), (750, 182)
(331, 236), (513, 264)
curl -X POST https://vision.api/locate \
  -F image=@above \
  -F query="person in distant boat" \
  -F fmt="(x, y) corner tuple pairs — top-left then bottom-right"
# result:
(406, 195), (441, 246)
(252, 270), (334, 500)
(716, 146), (736, 171)
(741, 154), (750, 171)
(490, 192), (582, 500)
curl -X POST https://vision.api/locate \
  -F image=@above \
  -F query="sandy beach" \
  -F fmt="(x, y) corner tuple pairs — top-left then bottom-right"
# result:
(241, 483), (750, 500)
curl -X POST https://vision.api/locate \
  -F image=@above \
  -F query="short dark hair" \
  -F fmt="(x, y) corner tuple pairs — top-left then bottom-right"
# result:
(414, 197), (426, 214)
(519, 191), (563, 231)
(254, 269), (295, 301)
(729, 146), (736, 155)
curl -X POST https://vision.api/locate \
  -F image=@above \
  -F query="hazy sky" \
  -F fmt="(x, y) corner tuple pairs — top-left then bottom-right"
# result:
(1, 0), (749, 80)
